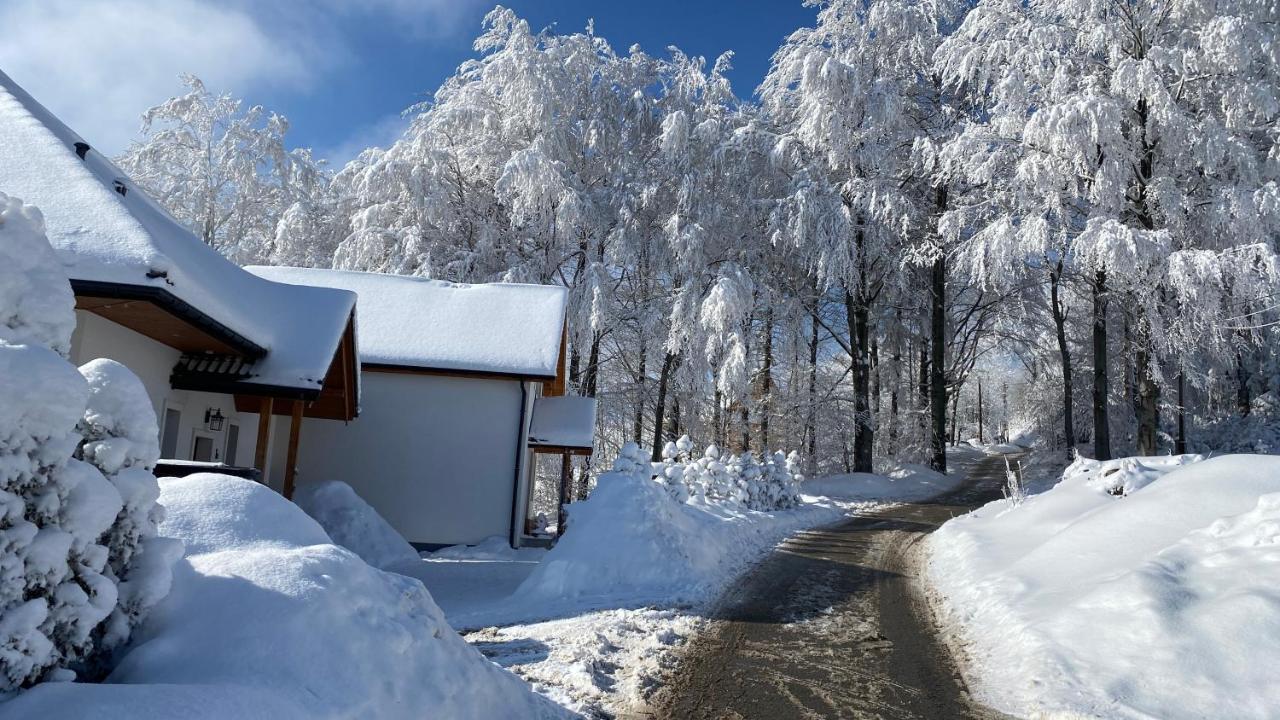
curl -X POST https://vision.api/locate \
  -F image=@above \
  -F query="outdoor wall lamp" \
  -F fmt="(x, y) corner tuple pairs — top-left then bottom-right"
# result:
(205, 408), (226, 432)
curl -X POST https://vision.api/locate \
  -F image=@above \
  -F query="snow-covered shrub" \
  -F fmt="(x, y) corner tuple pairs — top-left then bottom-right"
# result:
(649, 435), (802, 511)
(0, 193), (179, 689)
(1193, 392), (1280, 455)
(1065, 452), (1204, 497)
(610, 441), (649, 477)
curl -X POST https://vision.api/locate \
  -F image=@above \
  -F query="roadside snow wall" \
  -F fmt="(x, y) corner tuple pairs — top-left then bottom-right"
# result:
(929, 453), (1280, 719)
(519, 442), (843, 607)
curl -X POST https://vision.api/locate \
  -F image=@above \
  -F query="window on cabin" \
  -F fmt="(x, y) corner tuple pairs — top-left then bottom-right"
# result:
(161, 408), (181, 458)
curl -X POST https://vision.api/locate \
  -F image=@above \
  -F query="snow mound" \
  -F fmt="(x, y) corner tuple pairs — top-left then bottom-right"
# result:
(1067, 452), (1203, 496)
(3, 474), (563, 719)
(294, 481), (418, 569)
(929, 453), (1280, 719)
(424, 535), (535, 562)
(803, 462), (961, 502)
(519, 470), (844, 608)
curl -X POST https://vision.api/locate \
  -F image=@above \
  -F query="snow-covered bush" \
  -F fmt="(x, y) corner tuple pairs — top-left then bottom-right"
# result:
(0, 193), (179, 689)
(646, 436), (803, 511)
(1193, 392), (1280, 455)
(1065, 452), (1204, 498)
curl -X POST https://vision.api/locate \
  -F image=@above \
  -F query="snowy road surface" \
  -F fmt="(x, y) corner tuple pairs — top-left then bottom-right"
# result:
(632, 454), (1018, 719)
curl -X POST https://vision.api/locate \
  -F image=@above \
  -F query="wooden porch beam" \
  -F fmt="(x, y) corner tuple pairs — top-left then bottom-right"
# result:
(556, 450), (572, 538)
(254, 396), (273, 484)
(282, 399), (304, 500)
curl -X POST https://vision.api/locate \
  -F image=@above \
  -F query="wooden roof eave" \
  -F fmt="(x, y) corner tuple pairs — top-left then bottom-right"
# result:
(72, 279), (265, 357)
(529, 443), (593, 456)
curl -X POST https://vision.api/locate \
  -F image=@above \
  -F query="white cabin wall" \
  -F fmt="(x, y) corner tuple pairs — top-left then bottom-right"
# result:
(296, 371), (524, 547)
(72, 310), (176, 418)
(71, 309), (253, 465)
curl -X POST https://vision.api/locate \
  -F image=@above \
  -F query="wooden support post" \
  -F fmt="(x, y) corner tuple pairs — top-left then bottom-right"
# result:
(254, 397), (274, 485)
(283, 399), (303, 500)
(556, 451), (572, 538)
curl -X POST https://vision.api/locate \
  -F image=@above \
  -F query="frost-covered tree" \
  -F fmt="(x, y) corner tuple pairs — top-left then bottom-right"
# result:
(938, 0), (1280, 457)
(760, 0), (962, 471)
(0, 192), (180, 688)
(117, 74), (327, 265)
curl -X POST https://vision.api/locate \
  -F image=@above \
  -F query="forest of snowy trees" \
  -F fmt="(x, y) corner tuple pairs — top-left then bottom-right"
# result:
(117, 1), (1279, 477)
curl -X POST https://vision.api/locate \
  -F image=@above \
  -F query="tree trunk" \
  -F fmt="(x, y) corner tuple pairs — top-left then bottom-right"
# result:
(929, 248), (947, 472)
(759, 309), (774, 452)
(713, 388), (723, 448)
(918, 343), (930, 443)
(889, 309), (902, 446)
(871, 334), (881, 416)
(650, 351), (678, 462)
(1132, 95), (1160, 457)
(1237, 352), (1251, 416)
(583, 331), (601, 396)
(977, 380), (985, 444)
(845, 289), (873, 473)
(949, 385), (960, 445)
(1050, 263), (1075, 458)
(1092, 271), (1112, 460)
(1175, 367), (1187, 454)
(633, 340), (647, 441)
(666, 393), (681, 445)
(1135, 319), (1159, 456)
(806, 310), (819, 476)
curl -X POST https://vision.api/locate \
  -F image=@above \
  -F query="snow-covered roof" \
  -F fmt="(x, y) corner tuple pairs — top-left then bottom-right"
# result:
(0, 70), (355, 394)
(527, 396), (597, 452)
(247, 266), (568, 379)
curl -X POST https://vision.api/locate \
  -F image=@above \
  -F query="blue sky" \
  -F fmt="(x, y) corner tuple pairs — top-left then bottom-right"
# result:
(0, 0), (818, 164)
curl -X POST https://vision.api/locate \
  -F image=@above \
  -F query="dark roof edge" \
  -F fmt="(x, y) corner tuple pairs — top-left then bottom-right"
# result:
(361, 362), (556, 383)
(170, 373), (321, 401)
(71, 279), (267, 358)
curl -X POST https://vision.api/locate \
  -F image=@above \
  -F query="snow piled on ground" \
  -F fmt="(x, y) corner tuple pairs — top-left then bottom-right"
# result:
(804, 444), (1010, 502)
(394, 466), (874, 717)
(928, 452), (1280, 719)
(2, 474), (563, 719)
(500, 470), (853, 621)
(294, 480), (418, 569)
(803, 461), (963, 502)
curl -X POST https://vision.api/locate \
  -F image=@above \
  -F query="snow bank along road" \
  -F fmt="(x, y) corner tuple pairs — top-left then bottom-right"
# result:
(633, 454), (1018, 719)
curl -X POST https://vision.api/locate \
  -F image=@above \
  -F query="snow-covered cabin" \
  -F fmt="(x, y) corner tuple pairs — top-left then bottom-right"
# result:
(248, 267), (597, 549)
(0, 71), (360, 496)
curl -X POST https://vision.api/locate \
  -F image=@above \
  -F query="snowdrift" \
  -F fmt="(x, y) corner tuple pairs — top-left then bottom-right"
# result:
(2, 474), (562, 719)
(802, 461), (962, 502)
(294, 480), (418, 569)
(517, 470), (847, 609)
(928, 453), (1280, 719)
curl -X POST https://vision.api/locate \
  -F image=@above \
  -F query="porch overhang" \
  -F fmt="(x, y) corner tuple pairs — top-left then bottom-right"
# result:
(527, 395), (597, 456)
(72, 279), (266, 358)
